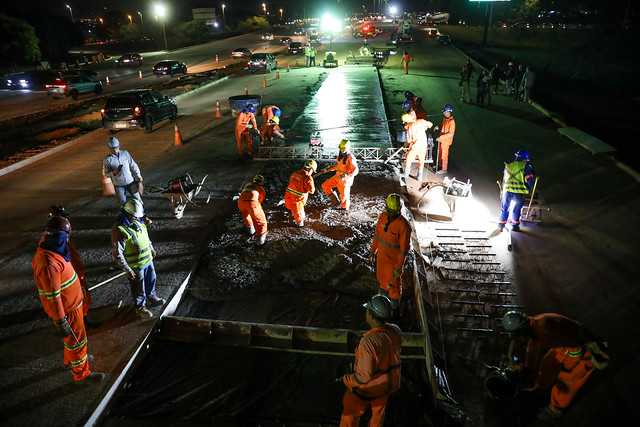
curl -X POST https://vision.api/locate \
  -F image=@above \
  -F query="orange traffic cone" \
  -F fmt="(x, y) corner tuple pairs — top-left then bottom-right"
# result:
(174, 124), (183, 146)
(139, 70), (143, 79)
(216, 54), (219, 62)
(101, 165), (115, 196)
(215, 99), (221, 118)
(276, 70), (280, 79)
(244, 85), (248, 95)
(262, 76), (267, 88)
(106, 76), (110, 86)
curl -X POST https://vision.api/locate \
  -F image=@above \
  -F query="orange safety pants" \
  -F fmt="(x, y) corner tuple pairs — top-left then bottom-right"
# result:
(376, 261), (402, 302)
(238, 200), (267, 236)
(235, 126), (254, 155)
(285, 192), (308, 223)
(438, 140), (452, 171)
(63, 303), (91, 381)
(404, 143), (427, 172)
(321, 175), (353, 209)
(549, 363), (594, 413)
(340, 390), (389, 427)
(260, 123), (273, 143)
(403, 63), (409, 74)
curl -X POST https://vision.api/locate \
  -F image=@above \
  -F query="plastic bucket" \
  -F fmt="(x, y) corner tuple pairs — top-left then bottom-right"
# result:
(396, 129), (407, 143)
(228, 95), (262, 118)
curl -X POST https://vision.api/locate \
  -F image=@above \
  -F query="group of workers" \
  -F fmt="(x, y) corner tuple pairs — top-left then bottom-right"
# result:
(235, 104), (285, 157)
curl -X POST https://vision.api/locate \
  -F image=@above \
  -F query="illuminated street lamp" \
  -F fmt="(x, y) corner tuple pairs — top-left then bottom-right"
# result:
(262, 3), (266, 16)
(155, 4), (168, 51)
(128, 15), (132, 24)
(221, 4), (225, 26)
(280, 8), (283, 20)
(138, 11), (144, 25)
(66, 4), (74, 22)
(99, 18), (104, 25)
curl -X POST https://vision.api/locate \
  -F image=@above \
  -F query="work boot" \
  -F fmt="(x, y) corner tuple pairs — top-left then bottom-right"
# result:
(258, 234), (266, 245)
(296, 220), (305, 227)
(417, 168), (424, 182)
(512, 224), (520, 232)
(65, 354), (94, 369)
(74, 371), (106, 386)
(436, 169), (448, 175)
(147, 295), (166, 307)
(247, 225), (256, 235)
(136, 306), (153, 318)
(537, 406), (562, 420)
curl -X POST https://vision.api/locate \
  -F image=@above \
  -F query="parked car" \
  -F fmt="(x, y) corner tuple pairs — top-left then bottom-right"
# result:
(288, 42), (304, 54)
(248, 53), (278, 73)
(280, 37), (292, 44)
(152, 60), (187, 76)
(115, 53), (143, 67)
(101, 89), (177, 134)
(4, 70), (58, 90)
(45, 75), (103, 100)
(262, 33), (274, 40)
(231, 48), (252, 59)
(308, 34), (321, 44)
(60, 69), (101, 81)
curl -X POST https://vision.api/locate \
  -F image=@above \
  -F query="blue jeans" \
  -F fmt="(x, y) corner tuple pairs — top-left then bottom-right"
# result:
(128, 261), (157, 308)
(499, 192), (525, 227)
(115, 181), (143, 206)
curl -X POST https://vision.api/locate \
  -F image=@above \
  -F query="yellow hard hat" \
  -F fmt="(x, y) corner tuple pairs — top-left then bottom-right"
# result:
(270, 116), (280, 125)
(386, 193), (403, 213)
(402, 113), (415, 123)
(304, 160), (317, 173)
(252, 175), (265, 185)
(338, 139), (351, 152)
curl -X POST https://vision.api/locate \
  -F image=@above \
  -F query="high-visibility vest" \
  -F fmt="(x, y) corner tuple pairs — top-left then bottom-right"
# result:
(117, 222), (152, 269)
(503, 161), (529, 194)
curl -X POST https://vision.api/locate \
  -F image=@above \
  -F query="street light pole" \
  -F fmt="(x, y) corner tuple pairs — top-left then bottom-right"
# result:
(138, 12), (144, 26)
(66, 4), (74, 23)
(155, 4), (168, 51)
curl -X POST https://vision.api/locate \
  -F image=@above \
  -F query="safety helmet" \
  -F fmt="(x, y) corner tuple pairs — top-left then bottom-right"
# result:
(273, 108), (281, 118)
(514, 150), (530, 162)
(304, 159), (317, 173)
(385, 193), (403, 213)
(123, 199), (145, 218)
(404, 90), (414, 100)
(338, 139), (351, 152)
(107, 137), (120, 149)
(48, 205), (69, 218)
(402, 100), (412, 112)
(508, 61), (514, 66)
(402, 113), (415, 124)
(45, 216), (71, 233)
(363, 294), (392, 320)
(442, 104), (453, 113)
(269, 117), (280, 125)
(502, 311), (529, 332)
(404, 50), (408, 55)
(252, 175), (265, 185)
(245, 104), (255, 114)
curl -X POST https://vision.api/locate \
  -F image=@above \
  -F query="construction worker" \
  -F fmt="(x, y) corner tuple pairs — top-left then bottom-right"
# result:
(261, 105), (281, 126)
(433, 104), (456, 174)
(285, 160), (316, 227)
(259, 116), (285, 144)
(502, 312), (609, 419)
(414, 97), (427, 120)
(400, 50), (413, 74)
(235, 104), (258, 157)
(238, 175), (267, 245)
(369, 194), (412, 310)
(498, 150), (535, 231)
(110, 199), (165, 318)
(32, 216), (105, 385)
(321, 139), (359, 210)
(103, 137), (152, 224)
(460, 59), (475, 104)
(309, 45), (317, 66)
(402, 113), (433, 182)
(338, 294), (402, 426)
(305, 43), (311, 67)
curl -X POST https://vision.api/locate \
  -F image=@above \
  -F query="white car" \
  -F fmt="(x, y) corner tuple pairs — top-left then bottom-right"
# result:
(231, 48), (252, 59)
(262, 33), (274, 40)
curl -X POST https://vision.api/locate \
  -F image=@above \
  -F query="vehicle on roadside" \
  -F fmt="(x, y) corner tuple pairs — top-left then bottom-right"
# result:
(438, 34), (452, 45)
(101, 89), (177, 134)
(309, 34), (320, 44)
(280, 37), (292, 44)
(424, 27), (441, 36)
(115, 53), (143, 67)
(262, 33), (274, 40)
(293, 28), (305, 36)
(231, 48), (252, 59)
(248, 53), (278, 73)
(60, 69), (101, 81)
(288, 42), (304, 54)
(152, 60), (187, 76)
(45, 75), (103, 100)
(4, 70), (58, 90)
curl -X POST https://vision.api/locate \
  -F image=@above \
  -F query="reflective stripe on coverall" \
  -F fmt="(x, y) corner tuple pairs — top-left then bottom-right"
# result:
(285, 169), (315, 223)
(235, 111), (257, 155)
(238, 182), (267, 236)
(438, 116), (455, 171)
(370, 211), (412, 302)
(321, 152), (359, 209)
(499, 161), (534, 227)
(32, 247), (91, 381)
(404, 119), (433, 171)
(341, 323), (403, 427)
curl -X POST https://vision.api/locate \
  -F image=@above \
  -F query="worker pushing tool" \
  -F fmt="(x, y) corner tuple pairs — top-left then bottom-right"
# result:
(237, 175), (267, 245)
(235, 104), (258, 157)
(498, 150), (535, 231)
(502, 311), (609, 419)
(321, 139), (359, 210)
(285, 160), (317, 227)
(401, 113), (433, 182)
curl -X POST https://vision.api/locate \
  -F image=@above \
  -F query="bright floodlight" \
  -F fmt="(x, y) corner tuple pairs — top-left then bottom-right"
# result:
(155, 4), (166, 17)
(390, 6), (397, 14)
(321, 13), (341, 33)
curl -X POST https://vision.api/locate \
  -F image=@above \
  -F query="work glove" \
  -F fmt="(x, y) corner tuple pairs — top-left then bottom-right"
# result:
(322, 166), (331, 173)
(368, 252), (376, 264)
(392, 267), (402, 278)
(125, 269), (136, 280)
(53, 317), (72, 338)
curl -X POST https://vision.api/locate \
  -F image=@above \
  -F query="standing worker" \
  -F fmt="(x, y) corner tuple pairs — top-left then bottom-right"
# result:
(400, 50), (413, 74)
(285, 160), (317, 227)
(503, 62), (515, 95)
(460, 59), (475, 104)
(502, 311), (609, 419)
(369, 194), (412, 311)
(237, 175), (267, 245)
(498, 150), (535, 231)
(110, 199), (165, 318)
(433, 105), (456, 174)
(103, 137), (151, 224)
(309, 45), (317, 66)
(513, 64), (526, 101)
(305, 43), (311, 67)
(32, 216), (105, 385)
(522, 66), (536, 102)
(401, 113), (433, 182)
(321, 139), (359, 210)
(235, 104), (258, 157)
(338, 294), (403, 427)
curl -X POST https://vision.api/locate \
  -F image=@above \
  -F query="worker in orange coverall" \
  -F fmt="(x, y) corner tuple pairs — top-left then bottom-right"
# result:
(433, 104), (456, 174)
(337, 294), (403, 427)
(259, 117), (285, 144)
(261, 105), (281, 125)
(238, 175), (267, 246)
(502, 311), (609, 419)
(285, 160), (316, 227)
(235, 104), (258, 157)
(401, 113), (433, 182)
(400, 50), (413, 74)
(321, 139), (359, 210)
(369, 194), (412, 310)
(32, 216), (105, 385)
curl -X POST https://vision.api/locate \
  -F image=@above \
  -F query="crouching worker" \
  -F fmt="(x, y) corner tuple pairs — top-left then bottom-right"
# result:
(260, 116), (285, 144)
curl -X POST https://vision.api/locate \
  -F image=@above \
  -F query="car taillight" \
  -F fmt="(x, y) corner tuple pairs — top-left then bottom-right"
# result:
(100, 108), (105, 114)
(248, 61), (251, 66)
(133, 106), (142, 117)
(262, 61), (266, 65)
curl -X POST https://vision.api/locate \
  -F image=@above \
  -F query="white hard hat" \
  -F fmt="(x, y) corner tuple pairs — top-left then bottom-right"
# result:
(123, 199), (144, 218)
(502, 311), (529, 332)
(107, 137), (120, 149)
(363, 294), (392, 320)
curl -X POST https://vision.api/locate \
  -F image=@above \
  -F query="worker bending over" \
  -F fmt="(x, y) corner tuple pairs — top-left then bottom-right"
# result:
(237, 175), (267, 246)
(402, 113), (433, 182)
(321, 139), (359, 210)
(235, 104), (258, 157)
(285, 160), (317, 227)
(261, 105), (281, 125)
(260, 116), (285, 144)
(498, 150), (535, 231)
